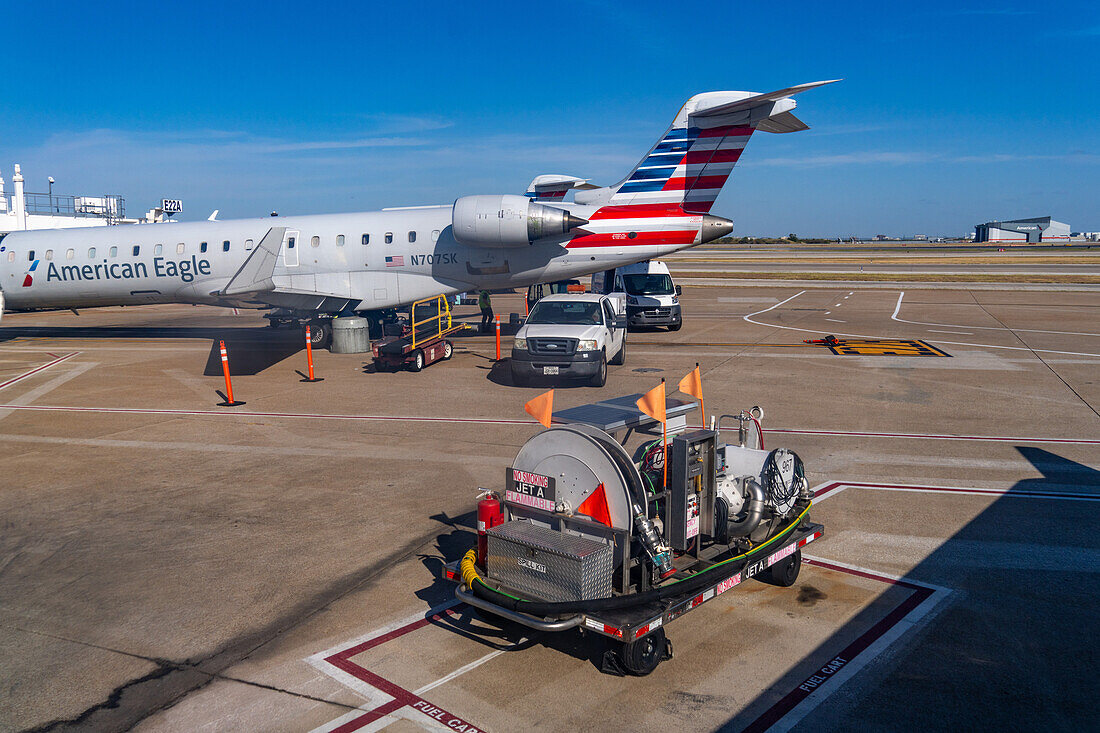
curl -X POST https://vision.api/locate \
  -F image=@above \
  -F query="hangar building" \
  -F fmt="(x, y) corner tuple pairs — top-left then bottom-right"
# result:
(974, 216), (1071, 243)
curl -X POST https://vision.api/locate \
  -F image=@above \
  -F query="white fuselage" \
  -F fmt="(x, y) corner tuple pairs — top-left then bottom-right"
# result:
(0, 204), (694, 313)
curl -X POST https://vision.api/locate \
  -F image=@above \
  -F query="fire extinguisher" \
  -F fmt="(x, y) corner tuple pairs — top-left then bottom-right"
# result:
(476, 490), (505, 567)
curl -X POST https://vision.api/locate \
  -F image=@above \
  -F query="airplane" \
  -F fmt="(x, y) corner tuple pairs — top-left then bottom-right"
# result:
(0, 80), (838, 347)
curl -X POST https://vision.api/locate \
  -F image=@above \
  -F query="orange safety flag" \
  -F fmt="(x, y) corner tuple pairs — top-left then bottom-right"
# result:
(678, 365), (702, 401)
(577, 483), (612, 526)
(524, 388), (554, 428)
(636, 380), (666, 424)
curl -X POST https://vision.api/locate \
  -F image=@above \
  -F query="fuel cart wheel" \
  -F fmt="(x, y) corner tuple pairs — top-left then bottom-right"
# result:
(443, 340), (454, 360)
(409, 349), (425, 372)
(762, 549), (802, 588)
(619, 627), (671, 676)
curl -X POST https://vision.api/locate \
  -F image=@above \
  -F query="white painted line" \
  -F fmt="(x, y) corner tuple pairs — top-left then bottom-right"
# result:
(0, 361), (97, 422)
(415, 647), (514, 695)
(767, 558), (952, 733)
(824, 318), (845, 323)
(812, 480), (1099, 502)
(769, 427), (1099, 446)
(306, 600), (460, 710)
(747, 290), (1100, 358)
(891, 291), (905, 320)
(892, 291), (1100, 337)
(0, 352), (79, 391)
(834, 303), (842, 307)
(927, 329), (973, 335)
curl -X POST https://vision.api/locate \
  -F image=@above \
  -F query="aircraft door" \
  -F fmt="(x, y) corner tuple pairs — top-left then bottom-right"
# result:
(281, 229), (300, 267)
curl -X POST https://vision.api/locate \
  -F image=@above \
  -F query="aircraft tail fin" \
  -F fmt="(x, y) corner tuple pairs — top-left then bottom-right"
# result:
(576, 80), (839, 214)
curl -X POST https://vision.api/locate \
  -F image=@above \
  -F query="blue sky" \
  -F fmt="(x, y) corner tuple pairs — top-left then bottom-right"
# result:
(3, 1), (1097, 237)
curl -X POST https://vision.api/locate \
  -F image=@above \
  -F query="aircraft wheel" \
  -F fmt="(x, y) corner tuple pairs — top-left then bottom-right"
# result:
(409, 349), (425, 372)
(307, 320), (332, 349)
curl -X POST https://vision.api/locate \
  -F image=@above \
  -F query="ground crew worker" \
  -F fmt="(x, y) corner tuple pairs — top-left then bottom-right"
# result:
(478, 289), (493, 332)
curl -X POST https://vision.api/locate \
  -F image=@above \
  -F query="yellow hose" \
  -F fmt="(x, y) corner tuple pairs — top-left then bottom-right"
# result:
(460, 549), (480, 589)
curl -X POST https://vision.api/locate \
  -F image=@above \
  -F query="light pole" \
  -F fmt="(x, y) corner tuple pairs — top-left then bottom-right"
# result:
(48, 176), (55, 213)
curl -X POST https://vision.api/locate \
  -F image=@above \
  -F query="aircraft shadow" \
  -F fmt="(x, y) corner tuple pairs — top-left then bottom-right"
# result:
(202, 333), (304, 376)
(720, 447), (1100, 732)
(0, 323), (306, 376)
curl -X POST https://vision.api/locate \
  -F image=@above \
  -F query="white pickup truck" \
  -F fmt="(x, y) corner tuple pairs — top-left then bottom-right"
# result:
(510, 293), (627, 387)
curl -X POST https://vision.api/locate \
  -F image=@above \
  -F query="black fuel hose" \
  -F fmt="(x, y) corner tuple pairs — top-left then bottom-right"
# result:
(464, 502), (811, 616)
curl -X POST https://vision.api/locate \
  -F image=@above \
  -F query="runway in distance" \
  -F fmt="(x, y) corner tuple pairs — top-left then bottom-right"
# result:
(0, 80), (837, 345)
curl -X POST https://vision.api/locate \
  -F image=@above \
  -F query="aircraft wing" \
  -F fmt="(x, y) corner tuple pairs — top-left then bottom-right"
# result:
(218, 226), (285, 296)
(239, 288), (361, 313)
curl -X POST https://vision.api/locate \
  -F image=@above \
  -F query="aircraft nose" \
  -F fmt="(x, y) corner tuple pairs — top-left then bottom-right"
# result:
(699, 215), (734, 243)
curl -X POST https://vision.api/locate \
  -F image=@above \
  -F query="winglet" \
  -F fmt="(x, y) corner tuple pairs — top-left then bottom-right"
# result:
(207, 210), (219, 222)
(219, 227), (285, 296)
(693, 79), (841, 117)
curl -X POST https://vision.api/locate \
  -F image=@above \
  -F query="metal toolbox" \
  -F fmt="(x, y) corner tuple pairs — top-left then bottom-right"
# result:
(486, 520), (613, 603)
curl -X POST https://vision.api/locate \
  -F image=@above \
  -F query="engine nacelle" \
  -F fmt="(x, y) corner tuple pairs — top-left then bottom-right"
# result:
(452, 194), (587, 248)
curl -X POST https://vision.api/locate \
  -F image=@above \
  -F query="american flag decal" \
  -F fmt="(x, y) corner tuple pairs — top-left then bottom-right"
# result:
(385, 256), (403, 267)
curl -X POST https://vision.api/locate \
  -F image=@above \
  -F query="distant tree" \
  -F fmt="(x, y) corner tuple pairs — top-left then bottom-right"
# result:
(788, 233), (800, 242)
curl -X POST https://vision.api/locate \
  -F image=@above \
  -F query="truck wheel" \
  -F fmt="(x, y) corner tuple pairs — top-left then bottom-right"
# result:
(669, 321), (682, 332)
(307, 320), (332, 349)
(409, 349), (425, 372)
(620, 628), (669, 676)
(589, 352), (607, 387)
(610, 336), (626, 365)
(443, 341), (453, 360)
(762, 549), (802, 587)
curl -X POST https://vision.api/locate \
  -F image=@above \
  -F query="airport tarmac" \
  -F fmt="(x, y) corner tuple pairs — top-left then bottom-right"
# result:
(1, 284), (1097, 732)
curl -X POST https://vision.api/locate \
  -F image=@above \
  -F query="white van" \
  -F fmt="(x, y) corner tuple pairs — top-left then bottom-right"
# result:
(591, 260), (682, 331)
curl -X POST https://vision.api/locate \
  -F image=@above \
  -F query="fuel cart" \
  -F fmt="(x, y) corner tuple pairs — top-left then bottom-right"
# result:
(372, 295), (468, 372)
(445, 395), (824, 675)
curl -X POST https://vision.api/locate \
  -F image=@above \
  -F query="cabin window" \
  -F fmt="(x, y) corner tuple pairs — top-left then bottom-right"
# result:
(222, 240), (230, 252)
(431, 230), (440, 242)
(154, 244), (163, 256)
(245, 239), (254, 251)
(88, 247), (96, 258)
(44, 250), (53, 260)
(176, 243), (185, 254)
(287, 236), (295, 249)
(28, 250), (35, 261)
(336, 234), (345, 246)
(385, 232), (393, 244)
(408, 231), (416, 243)
(132, 245), (140, 256)
(109, 246), (117, 258)
(311, 236), (320, 248)
(7, 252), (13, 262)
(361, 234), (369, 245)
(66, 249), (75, 260)
(200, 241), (208, 253)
